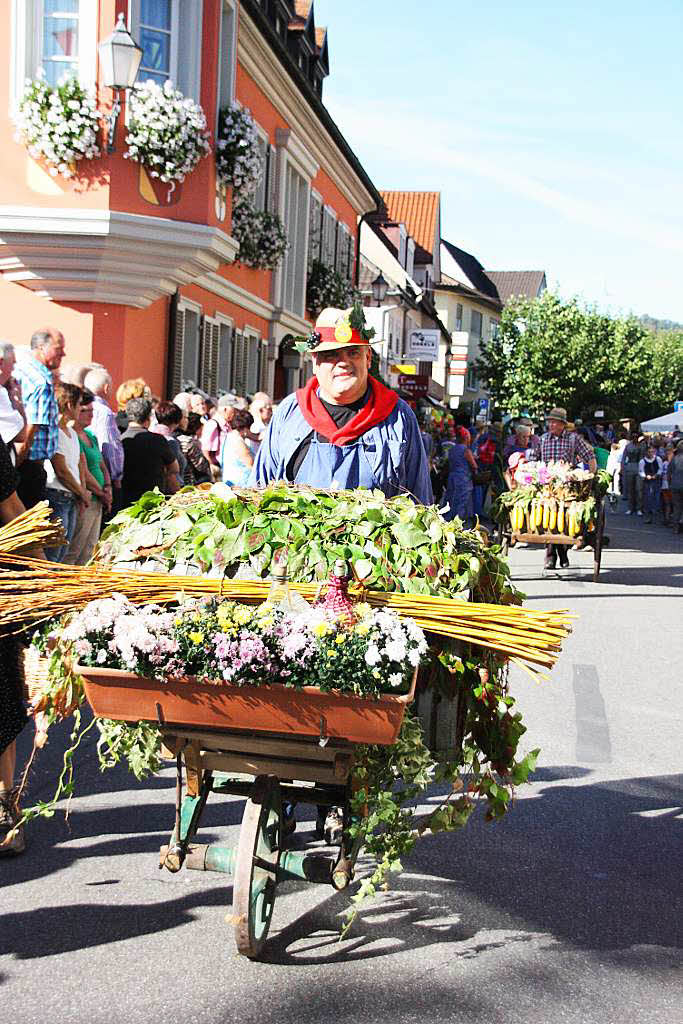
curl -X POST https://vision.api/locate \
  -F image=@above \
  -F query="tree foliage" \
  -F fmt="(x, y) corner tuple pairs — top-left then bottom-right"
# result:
(476, 292), (682, 421)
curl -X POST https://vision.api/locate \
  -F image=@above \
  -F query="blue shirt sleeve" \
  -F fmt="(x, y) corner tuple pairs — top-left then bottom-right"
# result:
(400, 404), (433, 505)
(22, 377), (52, 427)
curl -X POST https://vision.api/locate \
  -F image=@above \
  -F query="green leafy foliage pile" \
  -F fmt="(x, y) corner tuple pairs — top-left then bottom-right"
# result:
(97, 484), (515, 602)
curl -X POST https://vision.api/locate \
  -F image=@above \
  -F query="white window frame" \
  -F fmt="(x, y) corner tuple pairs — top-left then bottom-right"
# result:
(308, 188), (323, 268)
(465, 365), (478, 392)
(252, 122), (270, 214)
(398, 224), (407, 269)
(10, 0), (98, 109)
(406, 237), (415, 278)
(216, 0), (237, 123)
(321, 204), (337, 267)
(279, 157), (311, 317)
(129, 0), (203, 102)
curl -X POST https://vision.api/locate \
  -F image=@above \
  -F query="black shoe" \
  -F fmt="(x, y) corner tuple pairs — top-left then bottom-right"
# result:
(542, 565), (557, 578)
(558, 559), (570, 570)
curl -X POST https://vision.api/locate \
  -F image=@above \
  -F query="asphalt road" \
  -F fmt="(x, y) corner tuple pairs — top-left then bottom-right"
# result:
(2, 509), (682, 1024)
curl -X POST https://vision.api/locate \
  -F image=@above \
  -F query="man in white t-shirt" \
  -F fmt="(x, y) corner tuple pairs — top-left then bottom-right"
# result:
(0, 342), (27, 460)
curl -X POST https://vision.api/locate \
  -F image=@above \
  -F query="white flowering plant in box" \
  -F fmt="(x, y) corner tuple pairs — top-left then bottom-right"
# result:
(232, 195), (289, 271)
(215, 103), (263, 193)
(125, 80), (210, 185)
(14, 71), (101, 178)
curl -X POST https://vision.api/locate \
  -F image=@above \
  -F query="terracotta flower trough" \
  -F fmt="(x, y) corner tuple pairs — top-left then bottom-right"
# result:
(79, 666), (418, 746)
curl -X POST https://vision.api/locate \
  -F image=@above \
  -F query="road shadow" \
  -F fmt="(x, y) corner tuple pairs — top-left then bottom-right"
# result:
(3, 769), (679, 964)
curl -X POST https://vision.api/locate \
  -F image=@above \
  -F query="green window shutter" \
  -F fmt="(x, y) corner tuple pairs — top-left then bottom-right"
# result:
(217, 322), (233, 395)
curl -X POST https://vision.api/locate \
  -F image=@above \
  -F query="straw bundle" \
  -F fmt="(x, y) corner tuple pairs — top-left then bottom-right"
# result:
(0, 501), (64, 554)
(0, 554), (572, 677)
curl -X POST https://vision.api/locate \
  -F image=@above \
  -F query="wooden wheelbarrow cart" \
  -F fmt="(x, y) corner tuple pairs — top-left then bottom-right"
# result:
(79, 665), (419, 958)
(497, 495), (607, 582)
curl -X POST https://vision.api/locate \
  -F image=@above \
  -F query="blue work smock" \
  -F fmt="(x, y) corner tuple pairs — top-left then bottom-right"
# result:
(249, 391), (433, 505)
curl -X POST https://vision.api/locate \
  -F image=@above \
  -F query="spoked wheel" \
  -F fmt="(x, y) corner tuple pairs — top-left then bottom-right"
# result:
(233, 774), (282, 958)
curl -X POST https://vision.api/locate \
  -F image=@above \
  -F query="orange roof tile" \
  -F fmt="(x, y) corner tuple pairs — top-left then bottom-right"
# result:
(294, 0), (312, 18)
(380, 191), (440, 257)
(315, 26), (327, 48)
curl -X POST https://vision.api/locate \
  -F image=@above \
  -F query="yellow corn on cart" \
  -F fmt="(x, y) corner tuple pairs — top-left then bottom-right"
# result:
(498, 495), (606, 581)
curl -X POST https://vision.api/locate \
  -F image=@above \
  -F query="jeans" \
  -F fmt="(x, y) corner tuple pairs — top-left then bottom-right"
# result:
(622, 470), (639, 513)
(45, 488), (79, 562)
(63, 496), (102, 565)
(672, 489), (683, 526)
(641, 478), (661, 517)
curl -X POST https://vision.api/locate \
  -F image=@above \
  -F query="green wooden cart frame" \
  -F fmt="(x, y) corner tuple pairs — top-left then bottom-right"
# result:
(157, 726), (364, 959)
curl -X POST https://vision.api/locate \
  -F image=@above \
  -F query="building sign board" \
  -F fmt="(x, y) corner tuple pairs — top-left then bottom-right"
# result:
(398, 374), (429, 397)
(406, 329), (440, 362)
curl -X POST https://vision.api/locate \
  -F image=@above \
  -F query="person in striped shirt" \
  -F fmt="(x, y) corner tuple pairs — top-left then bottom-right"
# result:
(531, 406), (596, 574)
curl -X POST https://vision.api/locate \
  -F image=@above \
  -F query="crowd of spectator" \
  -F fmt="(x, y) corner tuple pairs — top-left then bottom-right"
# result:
(0, 327), (274, 567)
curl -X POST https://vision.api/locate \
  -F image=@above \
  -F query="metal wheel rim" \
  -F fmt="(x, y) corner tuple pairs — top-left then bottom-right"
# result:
(233, 775), (281, 958)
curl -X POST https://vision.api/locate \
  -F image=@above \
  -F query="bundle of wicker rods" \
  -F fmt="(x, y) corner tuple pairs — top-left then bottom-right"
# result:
(0, 501), (64, 554)
(0, 553), (573, 678)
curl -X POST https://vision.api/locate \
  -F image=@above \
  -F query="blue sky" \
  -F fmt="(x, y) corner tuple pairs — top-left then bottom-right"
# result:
(313, 0), (683, 322)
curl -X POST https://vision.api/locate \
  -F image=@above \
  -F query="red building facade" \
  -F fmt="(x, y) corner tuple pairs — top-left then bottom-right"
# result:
(0, 1), (379, 400)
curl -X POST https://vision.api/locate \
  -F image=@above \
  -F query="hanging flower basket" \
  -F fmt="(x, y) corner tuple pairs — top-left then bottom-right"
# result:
(215, 103), (263, 193)
(13, 71), (101, 179)
(306, 260), (354, 316)
(232, 196), (289, 271)
(125, 80), (210, 185)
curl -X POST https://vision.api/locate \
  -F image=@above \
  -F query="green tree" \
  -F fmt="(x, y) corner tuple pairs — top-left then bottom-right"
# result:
(639, 329), (683, 420)
(476, 292), (652, 419)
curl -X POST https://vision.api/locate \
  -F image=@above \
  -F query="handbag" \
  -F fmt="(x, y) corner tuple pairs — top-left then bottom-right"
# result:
(472, 469), (492, 486)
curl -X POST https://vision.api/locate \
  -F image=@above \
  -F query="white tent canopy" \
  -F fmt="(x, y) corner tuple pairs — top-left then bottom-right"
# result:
(640, 410), (683, 432)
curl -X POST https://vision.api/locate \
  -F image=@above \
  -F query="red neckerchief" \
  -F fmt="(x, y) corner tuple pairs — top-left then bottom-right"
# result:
(295, 376), (398, 447)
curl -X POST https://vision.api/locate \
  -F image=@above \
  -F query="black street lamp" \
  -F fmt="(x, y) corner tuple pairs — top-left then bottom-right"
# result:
(98, 12), (143, 152)
(371, 271), (389, 306)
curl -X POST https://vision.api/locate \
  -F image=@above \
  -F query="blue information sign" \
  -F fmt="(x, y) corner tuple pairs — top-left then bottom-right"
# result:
(674, 400), (683, 412)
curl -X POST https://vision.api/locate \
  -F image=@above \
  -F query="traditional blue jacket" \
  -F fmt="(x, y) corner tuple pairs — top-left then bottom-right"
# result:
(249, 391), (433, 505)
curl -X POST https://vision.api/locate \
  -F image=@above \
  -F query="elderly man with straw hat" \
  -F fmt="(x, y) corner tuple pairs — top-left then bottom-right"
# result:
(531, 406), (596, 575)
(250, 303), (432, 504)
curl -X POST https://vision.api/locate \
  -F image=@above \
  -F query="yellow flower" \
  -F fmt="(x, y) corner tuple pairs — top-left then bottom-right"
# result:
(233, 606), (252, 625)
(355, 603), (372, 619)
(335, 634), (345, 645)
(260, 616), (274, 629)
(313, 622), (330, 637)
(355, 624), (370, 636)
(174, 617), (183, 626)
(189, 631), (204, 644)
(372, 669), (381, 678)
(326, 649), (337, 657)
